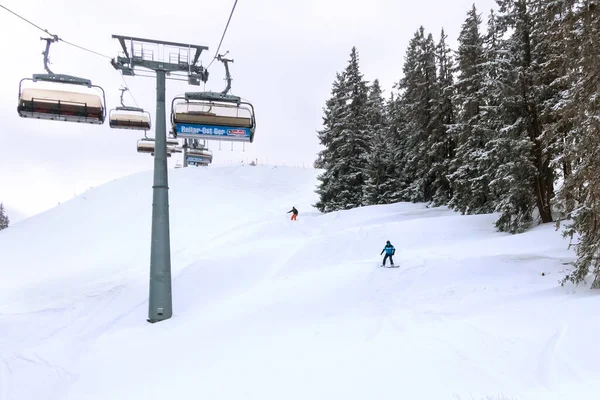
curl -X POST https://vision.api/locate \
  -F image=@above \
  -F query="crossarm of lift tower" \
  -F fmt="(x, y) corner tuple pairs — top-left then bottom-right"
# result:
(110, 35), (210, 85)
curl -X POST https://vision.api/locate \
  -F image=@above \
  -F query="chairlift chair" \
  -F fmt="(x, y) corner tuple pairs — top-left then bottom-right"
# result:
(17, 37), (106, 124)
(168, 138), (183, 154)
(109, 87), (151, 130)
(137, 137), (180, 157)
(170, 54), (256, 143)
(137, 137), (156, 154)
(187, 147), (213, 163)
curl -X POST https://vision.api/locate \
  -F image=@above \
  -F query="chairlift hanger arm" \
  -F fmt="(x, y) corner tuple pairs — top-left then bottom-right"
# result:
(41, 36), (58, 74)
(112, 86), (144, 112)
(217, 54), (234, 95)
(119, 86), (128, 107)
(34, 37), (95, 87)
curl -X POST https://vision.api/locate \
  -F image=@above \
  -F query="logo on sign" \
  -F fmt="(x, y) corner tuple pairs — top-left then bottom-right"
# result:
(228, 129), (246, 136)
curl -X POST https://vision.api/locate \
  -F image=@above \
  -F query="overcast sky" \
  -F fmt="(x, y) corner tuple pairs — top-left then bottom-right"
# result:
(0, 0), (498, 220)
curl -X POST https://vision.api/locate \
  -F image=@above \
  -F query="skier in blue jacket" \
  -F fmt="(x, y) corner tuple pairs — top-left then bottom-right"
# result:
(380, 240), (395, 267)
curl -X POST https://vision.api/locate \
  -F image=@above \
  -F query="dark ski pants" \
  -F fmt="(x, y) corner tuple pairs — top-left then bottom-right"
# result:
(383, 254), (394, 266)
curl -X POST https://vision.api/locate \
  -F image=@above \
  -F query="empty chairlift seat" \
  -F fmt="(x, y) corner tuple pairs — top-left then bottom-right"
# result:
(137, 138), (180, 157)
(18, 36), (107, 125)
(171, 92), (256, 143)
(18, 87), (106, 124)
(110, 108), (151, 130)
(173, 103), (252, 128)
(167, 138), (182, 153)
(109, 88), (151, 131)
(137, 138), (156, 154)
(186, 147), (213, 165)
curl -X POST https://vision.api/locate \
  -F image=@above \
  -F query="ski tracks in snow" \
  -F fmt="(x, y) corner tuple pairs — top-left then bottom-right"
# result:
(363, 257), (430, 342)
(0, 284), (129, 400)
(0, 352), (74, 400)
(536, 324), (586, 393)
(0, 354), (13, 400)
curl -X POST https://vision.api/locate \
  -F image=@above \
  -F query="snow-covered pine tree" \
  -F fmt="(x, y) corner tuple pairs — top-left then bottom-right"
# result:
(479, 9), (507, 213)
(336, 46), (371, 209)
(393, 31), (421, 202)
(488, 0), (554, 233)
(486, 4), (536, 233)
(448, 4), (493, 215)
(555, 0), (600, 288)
(314, 47), (371, 212)
(533, 0), (578, 197)
(364, 79), (396, 206)
(428, 28), (456, 206)
(315, 71), (348, 212)
(396, 27), (440, 203)
(0, 203), (9, 231)
(386, 92), (411, 202)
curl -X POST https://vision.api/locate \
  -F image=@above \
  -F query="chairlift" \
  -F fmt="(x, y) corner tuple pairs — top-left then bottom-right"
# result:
(109, 87), (151, 130)
(171, 54), (255, 143)
(137, 137), (157, 154)
(184, 139), (212, 166)
(137, 136), (180, 157)
(17, 37), (106, 124)
(187, 147), (213, 163)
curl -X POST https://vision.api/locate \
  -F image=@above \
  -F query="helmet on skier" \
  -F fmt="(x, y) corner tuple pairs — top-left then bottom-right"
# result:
(386, 240), (391, 245)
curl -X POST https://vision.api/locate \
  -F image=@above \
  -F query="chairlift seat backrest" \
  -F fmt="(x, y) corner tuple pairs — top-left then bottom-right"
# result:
(187, 148), (213, 161)
(18, 87), (104, 124)
(137, 140), (155, 153)
(173, 112), (252, 128)
(137, 138), (178, 156)
(110, 112), (151, 130)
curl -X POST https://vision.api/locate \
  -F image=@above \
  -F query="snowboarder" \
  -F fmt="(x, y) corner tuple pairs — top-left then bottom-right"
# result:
(380, 240), (395, 267)
(287, 206), (298, 221)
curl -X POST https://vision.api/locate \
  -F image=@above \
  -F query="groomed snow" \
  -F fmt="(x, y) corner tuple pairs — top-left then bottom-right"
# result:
(0, 164), (598, 400)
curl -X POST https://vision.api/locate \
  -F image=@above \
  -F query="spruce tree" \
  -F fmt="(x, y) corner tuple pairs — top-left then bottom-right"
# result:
(0, 203), (9, 231)
(429, 28), (456, 206)
(488, 9), (536, 233)
(448, 4), (494, 215)
(489, 0), (554, 233)
(556, 0), (600, 288)
(315, 72), (348, 212)
(396, 27), (440, 203)
(314, 47), (371, 212)
(364, 79), (396, 206)
(336, 46), (371, 209)
(479, 9), (506, 212)
(386, 92), (411, 202)
(533, 0), (577, 193)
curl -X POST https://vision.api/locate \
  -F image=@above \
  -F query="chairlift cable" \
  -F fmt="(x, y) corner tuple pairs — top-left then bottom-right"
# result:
(206, 0), (238, 70)
(59, 38), (111, 59)
(0, 3), (111, 59)
(0, 4), (54, 36)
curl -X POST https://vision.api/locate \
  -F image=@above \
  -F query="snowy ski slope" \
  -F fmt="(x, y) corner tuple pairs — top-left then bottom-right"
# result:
(0, 164), (598, 400)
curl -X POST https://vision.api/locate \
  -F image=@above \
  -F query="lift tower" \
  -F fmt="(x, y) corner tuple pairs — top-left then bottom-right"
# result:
(110, 35), (209, 323)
